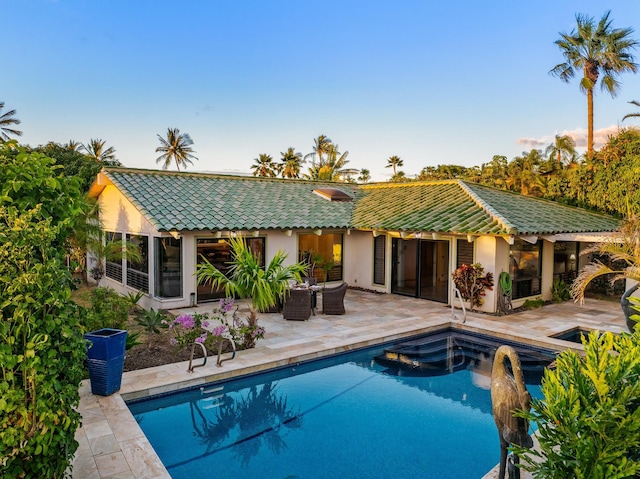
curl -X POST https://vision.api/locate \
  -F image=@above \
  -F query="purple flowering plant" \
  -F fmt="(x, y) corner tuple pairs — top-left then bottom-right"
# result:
(170, 298), (266, 351)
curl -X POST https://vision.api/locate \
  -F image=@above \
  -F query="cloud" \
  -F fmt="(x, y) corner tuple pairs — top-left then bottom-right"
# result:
(516, 125), (624, 150)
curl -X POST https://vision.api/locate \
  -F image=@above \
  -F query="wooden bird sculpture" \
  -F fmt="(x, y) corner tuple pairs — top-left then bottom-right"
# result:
(491, 345), (533, 479)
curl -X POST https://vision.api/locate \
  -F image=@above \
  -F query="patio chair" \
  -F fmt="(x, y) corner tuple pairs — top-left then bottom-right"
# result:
(322, 282), (348, 315)
(283, 288), (312, 321)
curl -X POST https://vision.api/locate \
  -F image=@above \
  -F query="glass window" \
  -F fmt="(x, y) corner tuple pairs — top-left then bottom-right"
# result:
(553, 242), (579, 283)
(126, 234), (149, 293)
(104, 232), (123, 282)
(373, 235), (386, 285)
(299, 233), (343, 283)
(196, 237), (265, 302)
(509, 238), (542, 299)
(155, 237), (182, 298)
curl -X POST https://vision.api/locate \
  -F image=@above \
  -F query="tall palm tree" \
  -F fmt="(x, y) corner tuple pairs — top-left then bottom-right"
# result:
(550, 11), (638, 158)
(251, 153), (278, 177)
(81, 138), (117, 164)
(622, 100), (640, 122)
(280, 147), (304, 178)
(0, 101), (22, 142)
(155, 128), (198, 171)
(385, 155), (404, 175)
(545, 134), (577, 167)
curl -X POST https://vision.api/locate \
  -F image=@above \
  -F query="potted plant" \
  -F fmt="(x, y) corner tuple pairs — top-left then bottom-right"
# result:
(196, 237), (306, 343)
(451, 263), (494, 311)
(571, 217), (639, 332)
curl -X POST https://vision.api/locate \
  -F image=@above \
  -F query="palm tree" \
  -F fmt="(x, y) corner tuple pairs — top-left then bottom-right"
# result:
(357, 169), (371, 183)
(81, 138), (117, 164)
(197, 236), (306, 315)
(304, 134), (332, 165)
(545, 134), (577, 167)
(0, 101), (22, 142)
(155, 127), (198, 171)
(550, 11), (638, 158)
(385, 155), (404, 175)
(251, 153), (278, 177)
(280, 147), (304, 178)
(622, 100), (640, 122)
(65, 140), (82, 152)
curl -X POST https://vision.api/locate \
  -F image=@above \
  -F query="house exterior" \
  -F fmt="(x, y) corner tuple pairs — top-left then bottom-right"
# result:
(88, 167), (620, 313)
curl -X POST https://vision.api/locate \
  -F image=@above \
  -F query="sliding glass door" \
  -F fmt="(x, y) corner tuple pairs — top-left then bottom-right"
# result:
(392, 238), (449, 303)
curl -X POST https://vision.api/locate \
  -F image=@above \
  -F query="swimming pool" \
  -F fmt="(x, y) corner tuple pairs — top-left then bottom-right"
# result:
(128, 328), (556, 478)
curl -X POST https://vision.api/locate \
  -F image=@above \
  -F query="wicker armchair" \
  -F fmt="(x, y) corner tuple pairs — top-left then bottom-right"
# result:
(322, 282), (348, 315)
(282, 289), (312, 321)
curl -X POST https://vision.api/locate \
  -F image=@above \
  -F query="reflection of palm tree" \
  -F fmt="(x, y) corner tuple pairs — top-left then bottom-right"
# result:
(190, 382), (302, 464)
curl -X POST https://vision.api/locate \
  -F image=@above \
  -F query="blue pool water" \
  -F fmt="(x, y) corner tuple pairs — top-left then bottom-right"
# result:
(128, 329), (555, 478)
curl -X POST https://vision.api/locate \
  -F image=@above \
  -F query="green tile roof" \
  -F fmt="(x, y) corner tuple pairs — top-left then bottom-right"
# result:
(95, 169), (620, 236)
(100, 168), (356, 231)
(353, 180), (620, 235)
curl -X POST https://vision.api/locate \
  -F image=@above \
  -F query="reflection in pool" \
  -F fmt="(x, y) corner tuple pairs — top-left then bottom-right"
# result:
(128, 328), (556, 479)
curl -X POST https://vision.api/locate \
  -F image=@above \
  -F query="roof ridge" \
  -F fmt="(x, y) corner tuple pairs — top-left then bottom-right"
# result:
(457, 181), (517, 234)
(103, 166), (361, 188)
(360, 179), (458, 189)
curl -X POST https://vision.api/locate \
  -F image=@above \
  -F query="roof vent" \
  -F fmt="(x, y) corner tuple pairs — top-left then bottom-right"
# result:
(313, 187), (353, 202)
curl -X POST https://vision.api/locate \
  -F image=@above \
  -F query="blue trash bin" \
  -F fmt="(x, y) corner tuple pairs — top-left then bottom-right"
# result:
(85, 328), (127, 396)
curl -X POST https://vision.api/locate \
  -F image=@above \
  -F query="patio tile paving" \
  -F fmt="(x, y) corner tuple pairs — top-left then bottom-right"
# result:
(72, 289), (626, 478)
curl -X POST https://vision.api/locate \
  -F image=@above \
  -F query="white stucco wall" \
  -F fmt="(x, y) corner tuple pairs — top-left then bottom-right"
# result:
(343, 231), (388, 293)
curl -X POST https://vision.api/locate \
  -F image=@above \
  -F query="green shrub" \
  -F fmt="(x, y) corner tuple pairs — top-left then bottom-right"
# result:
(82, 287), (129, 332)
(134, 308), (169, 347)
(551, 278), (572, 303)
(514, 330), (640, 478)
(522, 297), (545, 309)
(0, 143), (87, 477)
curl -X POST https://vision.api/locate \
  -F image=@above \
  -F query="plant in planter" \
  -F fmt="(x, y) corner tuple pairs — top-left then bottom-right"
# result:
(451, 263), (494, 311)
(571, 217), (640, 332)
(513, 330), (640, 478)
(196, 237), (306, 344)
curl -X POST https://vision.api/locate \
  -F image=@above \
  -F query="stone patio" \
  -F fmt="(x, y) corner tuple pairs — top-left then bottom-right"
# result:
(72, 289), (627, 479)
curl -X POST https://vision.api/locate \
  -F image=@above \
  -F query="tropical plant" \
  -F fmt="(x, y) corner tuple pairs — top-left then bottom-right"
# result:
(197, 237), (306, 315)
(550, 11), (638, 158)
(571, 216), (638, 304)
(545, 134), (577, 167)
(386, 155), (404, 175)
(125, 290), (145, 313)
(126, 330), (144, 350)
(0, 142), (86, 477)
(514, 330), (640, 478)
(171, 310), (230, 351)
(622, 99), (640, 122)
(251, 153), (278, 177)
(155, 127), (198, 171)
(0, 101), (22, 142)
(280, 147), (304, 178)
(81, 138), (118, 165)
(134, 308), (169, 347)
(451, 263), (494, 311)
(551, 277), (571, 303)
(357, 168), (371, 183)
(82, 287), (130, 332)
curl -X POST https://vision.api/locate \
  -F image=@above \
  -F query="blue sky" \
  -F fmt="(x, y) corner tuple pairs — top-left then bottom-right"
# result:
(4, 0), (640, 181)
